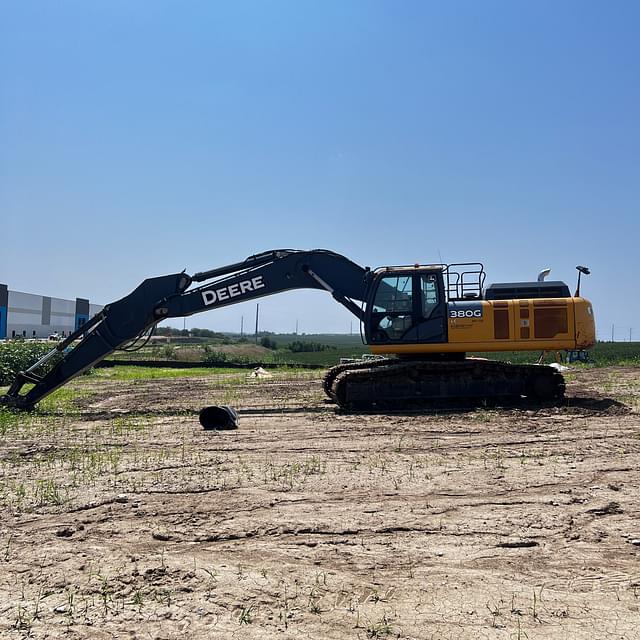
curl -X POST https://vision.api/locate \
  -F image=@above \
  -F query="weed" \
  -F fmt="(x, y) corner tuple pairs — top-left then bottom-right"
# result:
(202, 566), (219, 596)
(3, 532), (13, 561)
(65, 588), (76, 624)
(153, 588), (173, 607)
(532, 589), (538, 620)
(366, 613), (394, 638)
(511, 594), (522, 615)
(514, 617), (528, 640)
(34, 478), (66, 506)
(278, 581), (292, 629)
(239, 604), (255, 624)
(487, 601), (502, 627)
(308, 590), (322, 614)
(13, 604), (32, 630)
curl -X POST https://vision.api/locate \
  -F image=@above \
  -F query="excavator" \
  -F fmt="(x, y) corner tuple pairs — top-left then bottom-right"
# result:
(0, 249), (595, 411)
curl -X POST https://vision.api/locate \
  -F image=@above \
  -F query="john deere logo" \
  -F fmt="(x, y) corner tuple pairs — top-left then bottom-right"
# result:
(201, 276), (266, 306)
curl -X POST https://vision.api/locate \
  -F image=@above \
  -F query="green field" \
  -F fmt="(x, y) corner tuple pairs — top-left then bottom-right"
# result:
(108, 336), (640, 368)
(107, 333), (371, 367)
(2, 337), (639, 389)
(473, 341), (640, 366)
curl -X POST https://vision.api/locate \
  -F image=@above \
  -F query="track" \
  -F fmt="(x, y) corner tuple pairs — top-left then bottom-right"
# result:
(324, 358), (566, 409)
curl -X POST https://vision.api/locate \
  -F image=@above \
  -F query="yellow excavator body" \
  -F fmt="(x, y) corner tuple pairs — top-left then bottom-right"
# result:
(370, 296), (595, 356)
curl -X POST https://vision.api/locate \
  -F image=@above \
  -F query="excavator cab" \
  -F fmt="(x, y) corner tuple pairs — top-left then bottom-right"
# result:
(365, 267), (449, 345)
(364, 262), (488, 348)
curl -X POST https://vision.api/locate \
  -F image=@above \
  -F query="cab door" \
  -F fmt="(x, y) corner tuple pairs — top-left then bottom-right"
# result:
(365, 271), (447, 345)
(415, 272), (448, 343)
(367, 273), (416, 343)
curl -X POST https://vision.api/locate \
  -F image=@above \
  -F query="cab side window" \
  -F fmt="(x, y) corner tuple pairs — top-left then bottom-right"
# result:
(421, 275), (439, 319)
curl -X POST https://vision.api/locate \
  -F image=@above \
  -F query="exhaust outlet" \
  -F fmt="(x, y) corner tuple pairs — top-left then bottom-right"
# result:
(199, 405), (238, 430)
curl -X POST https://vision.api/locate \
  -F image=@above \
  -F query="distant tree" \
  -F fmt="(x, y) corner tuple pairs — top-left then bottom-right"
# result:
(288, 340), (336, 353)
(155, 326), (190, 337)
(157, 326), (232, 339)
(260, 336), (278, 350)
(191, 328), (228, 339)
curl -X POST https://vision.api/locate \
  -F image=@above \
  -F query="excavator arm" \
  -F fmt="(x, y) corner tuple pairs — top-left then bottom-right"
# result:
(1, 249), (370, 410)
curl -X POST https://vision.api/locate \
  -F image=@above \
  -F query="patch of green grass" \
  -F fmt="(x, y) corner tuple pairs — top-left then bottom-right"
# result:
(89, 366), (243, 381)
(88, 364), (320, 383)
(38, 386), (88, 414)
(265, 346), (369, 366)
(1, 382), (90, 418)
(263, 456), (327, 490)
(0, 407), (22, 435)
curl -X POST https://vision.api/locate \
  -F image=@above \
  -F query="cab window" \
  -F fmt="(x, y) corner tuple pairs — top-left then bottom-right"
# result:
(373, 276), (412, 312)
(421, 275), (439, 318)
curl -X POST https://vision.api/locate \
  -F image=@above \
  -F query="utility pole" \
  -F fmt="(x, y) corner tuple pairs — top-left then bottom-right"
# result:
(630, 327), (633, 342)
(255, 304), (259, 344)
(611, 324), (614, 342)
(240, 316), (244, 337)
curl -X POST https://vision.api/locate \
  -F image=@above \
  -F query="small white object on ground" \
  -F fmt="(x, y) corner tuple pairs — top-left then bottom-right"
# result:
(247, 367), (272, 379)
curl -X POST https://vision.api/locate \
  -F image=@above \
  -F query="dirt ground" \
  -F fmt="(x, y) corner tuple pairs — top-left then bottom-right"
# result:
(1, 366), (640, 639)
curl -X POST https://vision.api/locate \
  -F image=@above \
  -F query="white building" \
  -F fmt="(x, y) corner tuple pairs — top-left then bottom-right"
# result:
(0, 283), (102, 339)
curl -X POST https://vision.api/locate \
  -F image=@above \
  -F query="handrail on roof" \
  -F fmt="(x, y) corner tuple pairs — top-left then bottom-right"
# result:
(444, 263), (486, 301)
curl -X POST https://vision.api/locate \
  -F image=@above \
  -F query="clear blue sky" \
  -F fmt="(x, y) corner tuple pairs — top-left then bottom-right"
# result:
(1, 1), (638, 340)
